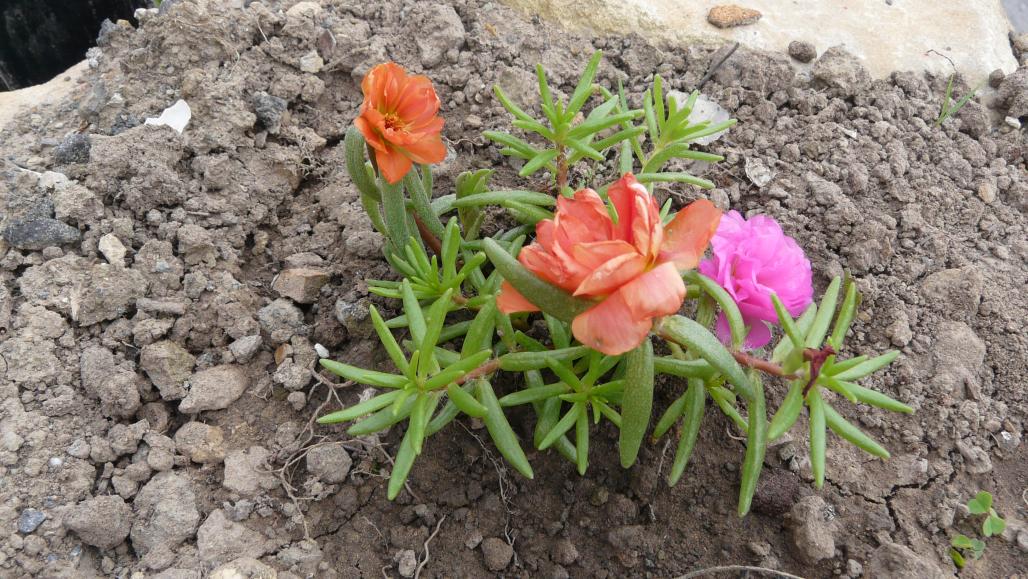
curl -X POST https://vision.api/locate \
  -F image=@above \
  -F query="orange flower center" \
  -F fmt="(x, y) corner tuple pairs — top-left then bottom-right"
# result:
(382, 112), (407, 132)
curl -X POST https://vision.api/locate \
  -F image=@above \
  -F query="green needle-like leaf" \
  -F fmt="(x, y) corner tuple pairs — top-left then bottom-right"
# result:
(567, 50), (603, 117)
(848, 383), (914, 414)
(576, 405), (590, 474)
(767, 380), (805, 441)
(686, 271), (745, 350)
(403, 172), (445, 240)
(823, 403), (889, 458)
(347, 394), (416, 436)
(540, 402), (582, 450)
(318, 390), (404, 424)
(319, 359), (408, 389)
(738, 372), (767, 516)
(658, 315), (754, 401)
(619, 338), (655, 468)
(499, 382), (570, 406)
(805, 277), (842, 348)
(652, 392), (689, 441)
(492, 85), (536, 122)
(401, 280), (426, 345)
(771, 294), (804, 352)
(830, 351), (900, 381)
(369, 305), (408, 373)
(449, 190), (556, 208)
(477, 380), (534, 479)
(446, 383), (488, 418)
(635, 172), (715, 189)
(668, 378), (706, 486)
(653, 357), (717, 380)
(422, 350), (492, 391)
(519, 149), (560, 177)
(409, 393), (429, 454)
(498, 346), (589, 371)
(771, 304), (816, 365)
(387, 427), (417, 500)
(808, 389), (827, 488)
(820, 374), (859, 403)
(829, 278), (859, 348)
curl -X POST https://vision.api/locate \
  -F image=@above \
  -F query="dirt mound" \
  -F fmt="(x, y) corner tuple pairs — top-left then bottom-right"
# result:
(0, 0), (1024, 577)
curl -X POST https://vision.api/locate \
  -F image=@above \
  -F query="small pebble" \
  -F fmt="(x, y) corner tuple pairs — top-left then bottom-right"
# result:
(18, 509), (46, 534)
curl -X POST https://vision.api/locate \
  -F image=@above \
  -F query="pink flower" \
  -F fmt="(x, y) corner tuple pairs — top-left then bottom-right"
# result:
(698, 210), (812, 349)
(498, 174), (722, 355)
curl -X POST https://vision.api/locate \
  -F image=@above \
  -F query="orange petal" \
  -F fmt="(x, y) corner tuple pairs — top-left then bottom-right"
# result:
(374, 146), (413, 184)
(571, 239), (637, 270)
(573, 252), (647, 297)
(402, 134), (447, 165)
(628, 192), (663, 259)
(660, 199), (722, 270)
(517, 243), (577, 291)
(496, 281), (540, 314)
(617, 261), (686, 320)
(354, 115), (387, 152)
(362, 62), (406, 111)
(571, 292), (651, 355)
(607, 173), (646, 243)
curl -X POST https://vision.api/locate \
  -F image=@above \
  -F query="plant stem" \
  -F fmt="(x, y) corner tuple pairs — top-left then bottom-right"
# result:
(413, 214), (443, 256)
(731, 351), (799, 380)
(555, 145), (568, 191)
(455, 358), (501, 385)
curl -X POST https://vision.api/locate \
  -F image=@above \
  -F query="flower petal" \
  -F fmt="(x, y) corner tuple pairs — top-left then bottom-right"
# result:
(571, 240), (637, 271)
(571, 292), (651, 355)
(607, 173), (645, 243)
(374, 146), (413, 184)
(661, 199), (722, 270)
(402, 133), (447, 165)
(496, 281), (540, 314)
(617, 261), (686, 319)
(573, 252), (647, 297)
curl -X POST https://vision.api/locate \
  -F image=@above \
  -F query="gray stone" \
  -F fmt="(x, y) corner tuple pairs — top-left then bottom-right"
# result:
(229, 335), (263, 362)
(481, 537), (514, 571)
(996, 66), (1028, 118)
(396, 549), (417, 577)
(140, 341), (196, 401)
(177, 223), (216, 265)
(109, 420), (149, 456)
(52, 182), (103, 224)
(53, 133), (91, 164)
(258, 298), (305, 344)
(179, 365), (249, 413)
(788, 495), (837, 564)
(868, 543), (947, 579)
(174, 422), (226, 464)
(72, 264), (147, 326)
(306, 442), (352, 484)
(334, 298), (373, 340)
(788, 40), (817, 63)
(131, 472), (200, 558)
(18, 508), (46, 534)
(252, 91), (288, 134)
(197, 509), (268, 565)
(2, 218), (80, 250)
(98, 233), (128, 265)
(96, 371), (142, 418)
(812, 46), (871, 97)
(209, 558), (276, 579)
(223, 446), (276, 495)
(415, 4), (465, 68)
(64, 495), (132, 549)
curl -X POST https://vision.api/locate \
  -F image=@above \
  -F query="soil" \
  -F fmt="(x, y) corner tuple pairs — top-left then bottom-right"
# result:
(0, 1), (1025, 578)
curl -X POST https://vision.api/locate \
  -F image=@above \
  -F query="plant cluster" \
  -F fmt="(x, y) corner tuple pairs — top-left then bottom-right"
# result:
(317, 52), (912, 515)
(949, 491), (1007, 568)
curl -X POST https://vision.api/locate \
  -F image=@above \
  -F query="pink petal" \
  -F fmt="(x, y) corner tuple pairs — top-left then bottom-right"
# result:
(571, 292), (651, 355)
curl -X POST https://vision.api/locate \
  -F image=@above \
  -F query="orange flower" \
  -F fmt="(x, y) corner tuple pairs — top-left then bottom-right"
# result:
(355, 62), (447, 184)
(497, 174), (722, 355)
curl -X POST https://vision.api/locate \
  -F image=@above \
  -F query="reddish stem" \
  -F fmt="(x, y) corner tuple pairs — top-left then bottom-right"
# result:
(732, 351), (801, 380)
(456, 358), (501, 385)
(413, 214), (443, 256)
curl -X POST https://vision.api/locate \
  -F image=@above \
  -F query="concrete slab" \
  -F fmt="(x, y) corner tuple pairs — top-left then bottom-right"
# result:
(504, 0), (1020, 79)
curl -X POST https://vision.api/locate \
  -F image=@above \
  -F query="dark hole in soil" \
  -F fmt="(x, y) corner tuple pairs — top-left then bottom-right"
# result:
(0, 0), (151, 91)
